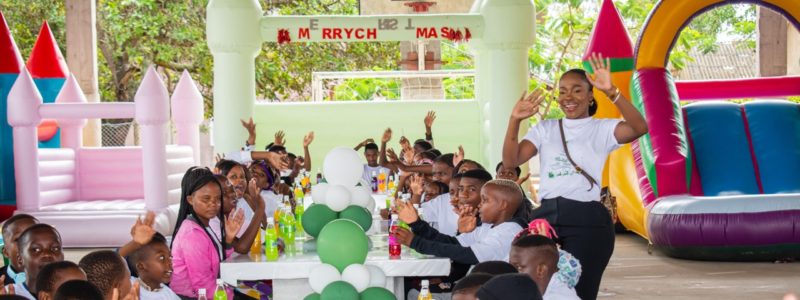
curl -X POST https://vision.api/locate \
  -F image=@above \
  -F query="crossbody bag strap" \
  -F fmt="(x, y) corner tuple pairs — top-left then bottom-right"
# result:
(558, 119), (599, 191)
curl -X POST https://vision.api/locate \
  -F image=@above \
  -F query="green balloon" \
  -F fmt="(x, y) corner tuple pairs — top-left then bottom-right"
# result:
(302, 204), (338, 238)
(321, 281), (359, 300)
(359, 287), (395, 300)
(338, 205), (372, 232)
(317, 219), (369, 272)
(304, 293), (321, 300)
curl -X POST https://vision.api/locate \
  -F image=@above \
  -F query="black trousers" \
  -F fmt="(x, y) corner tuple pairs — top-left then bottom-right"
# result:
(532, 197), (615, 300)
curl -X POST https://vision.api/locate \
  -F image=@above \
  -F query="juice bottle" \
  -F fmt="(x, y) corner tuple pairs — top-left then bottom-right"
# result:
(264, 218), (279, 261)
(370, 171), (378, 193)
(295, 197), (305, 236)
(249, 226), (262, 254)
(213, 279), (227, 300)
(389, 214), (401, 257)
(378, 171), (387, 193)
(418, 280), (432, 300)
(197, 288), (207, 300)
(387, 175), (395, 193)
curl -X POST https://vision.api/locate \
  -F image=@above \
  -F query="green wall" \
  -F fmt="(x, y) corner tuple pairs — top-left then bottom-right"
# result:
(253, 100), (484, 176)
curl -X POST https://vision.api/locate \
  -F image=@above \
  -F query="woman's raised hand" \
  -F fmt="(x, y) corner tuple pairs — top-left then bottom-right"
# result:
(511, 89), (545, 121)
(586, 52), (615, 95)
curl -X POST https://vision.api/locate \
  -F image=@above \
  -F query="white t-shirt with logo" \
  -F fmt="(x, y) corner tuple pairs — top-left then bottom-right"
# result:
(420, 193), (458, 236)
(362, 164), (390, 187)
(456, 222), (523, 262)
(524, 118), (621, 202)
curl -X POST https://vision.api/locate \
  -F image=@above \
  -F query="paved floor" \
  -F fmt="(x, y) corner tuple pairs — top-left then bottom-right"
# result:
(601, 233), (799, 299)
(61, 233), (799, 299)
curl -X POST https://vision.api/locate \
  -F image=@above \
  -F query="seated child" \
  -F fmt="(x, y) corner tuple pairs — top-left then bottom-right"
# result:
(474, 273), (541, 300)
(455, 159), (485, 174)
(417, 154), (458, 235)
(470, 261), (517, 276)
(79, 250), (137, 300)
(448, 173), (462, 214)
(209, 175), (265, 254)
(128, 233), (180, 300)
(395, 179), (526, 265)
(509, 235), (580, 300)
(250, 161), (286, 220)
(422, 181), (448, 204)
(495, 162), (521, 182)
(13, 224), (65, 299)
(1, 215), (38, 285)
(170, 167), (243, 299)
(35, 261), (86, 300)
(53, 280), (104, 300)
(357, 142), (391, 185)
(451, 272), (493, 300)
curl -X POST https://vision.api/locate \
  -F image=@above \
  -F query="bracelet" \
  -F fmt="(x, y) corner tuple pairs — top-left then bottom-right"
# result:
(612, 91), (622, 104)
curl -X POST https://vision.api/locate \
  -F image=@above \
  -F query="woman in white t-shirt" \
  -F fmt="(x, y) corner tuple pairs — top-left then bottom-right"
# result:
(502, 53), (647, 300)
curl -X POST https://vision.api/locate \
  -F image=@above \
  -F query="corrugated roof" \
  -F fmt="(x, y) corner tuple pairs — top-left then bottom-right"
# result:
(672, 42), (756, 80)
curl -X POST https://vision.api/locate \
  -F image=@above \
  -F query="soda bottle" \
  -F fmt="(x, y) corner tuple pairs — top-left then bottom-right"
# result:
(378, 171), (387, 194)
(295, 197), (305, 236)
(387, 174), (395, 193)
(294, 180), (305, 200)
(371, 171), (378, 193)
(197, 288), (208, 300)
(250, 226), (262, 254)
(283, 204), (296, 242)
(418, 280), (432, 300)
(389, 214), (401, 257)
(273, 206), (282, 237)
(264, 218), (279, 261)
(214, 279), (227, 300)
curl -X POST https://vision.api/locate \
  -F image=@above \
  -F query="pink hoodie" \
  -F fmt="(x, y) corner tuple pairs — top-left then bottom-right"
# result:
(170, 220), (233, 298)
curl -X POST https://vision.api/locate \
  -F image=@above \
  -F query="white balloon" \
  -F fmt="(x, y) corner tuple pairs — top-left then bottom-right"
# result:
(365, 196), (376, 214)
(350, 186), (372, 208)
(325, 184), (352, 212)
(309, 263), (340, 293)
(323, 147), (364, 187)
(342, 264), (371, 292)
(311, 183), (329, 205)
(364, 264), (387, 288)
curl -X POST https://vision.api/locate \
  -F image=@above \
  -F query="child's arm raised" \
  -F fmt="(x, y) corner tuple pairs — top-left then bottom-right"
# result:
(424, 111), (436, 147)
(379, 128), (392, 167)
(395, 227), (479, 265)
(303, 131), (314, 171)
(119, 211), (156, 257)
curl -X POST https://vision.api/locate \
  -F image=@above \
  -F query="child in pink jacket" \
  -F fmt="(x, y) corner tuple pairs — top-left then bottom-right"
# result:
(170, 167), (244, 298)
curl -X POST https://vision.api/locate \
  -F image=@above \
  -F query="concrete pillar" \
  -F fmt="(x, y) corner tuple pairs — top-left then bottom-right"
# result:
(65, 0), (101, 147)
(757, 7), (788, 77)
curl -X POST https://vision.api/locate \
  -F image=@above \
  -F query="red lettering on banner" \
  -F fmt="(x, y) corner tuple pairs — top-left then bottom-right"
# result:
(441, 27), (450, 39)
(322, 28), (332, 39)
(416, 27), (439, 39)
(332, 28), (343, 39)
(298, 28), (311, 39)
(344, 28), (354, 39)
(367, 28), (377, 39)
(355, 28), (365, 39)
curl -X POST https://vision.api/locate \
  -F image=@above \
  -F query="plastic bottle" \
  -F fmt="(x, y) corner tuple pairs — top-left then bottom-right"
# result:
(197, 288), (208, 300)
(371, 171), (378, 192)
(387, 175), (395, 193)
(294, 179), (305, 200)
(295, 197), (305, 236)
(378, 170), (387, 193)
(418, 280), (432, 300)
(282, 204), (296, 242)
(250, 226), (262, 254)
(213, 279), (227, 300)
(389, 214), (401, 257)
(264, 218), (279, 261)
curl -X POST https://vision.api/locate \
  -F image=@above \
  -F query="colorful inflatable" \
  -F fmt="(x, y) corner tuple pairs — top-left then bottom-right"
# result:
(626, 0), (800, 260)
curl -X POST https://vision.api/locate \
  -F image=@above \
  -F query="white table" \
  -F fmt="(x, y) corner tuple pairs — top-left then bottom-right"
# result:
(221, 234), (451, 299)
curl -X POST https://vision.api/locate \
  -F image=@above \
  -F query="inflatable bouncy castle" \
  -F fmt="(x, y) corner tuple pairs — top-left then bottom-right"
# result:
(590, 0), (800, 261)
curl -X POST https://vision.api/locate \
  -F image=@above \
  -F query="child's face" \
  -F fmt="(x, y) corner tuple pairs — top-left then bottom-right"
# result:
(496, 166), (519, 181)
(19, 228), (64, 283)
(187, 182), (222, 222)
(2, 218), (36, 271)
(226, 165), (247, 199)
(478, 186), (505, 224)
(250, 166), (269, 189)
(457, 162), (479, 174)
(219, 180), (238, 214)
(364, 149), (379, 166)
(509, 247), (550, 289)
(448, 179), (461, 210)
(458, 177), (483, 208)
(423, 183), (441, 202)
(138, 243), (173, 286)
(432, 162), (453, 185)
(38, 267), (87, 300)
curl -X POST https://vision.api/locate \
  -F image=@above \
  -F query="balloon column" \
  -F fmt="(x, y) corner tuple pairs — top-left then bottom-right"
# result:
(301, 147), (394, 300)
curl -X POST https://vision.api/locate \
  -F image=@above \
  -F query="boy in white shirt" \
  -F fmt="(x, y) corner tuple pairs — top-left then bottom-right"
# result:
(128, 233), (181, 300)
(395, 179), (526, 265)
(509, 235), (580, 300)
(13, 224), (65, 300)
